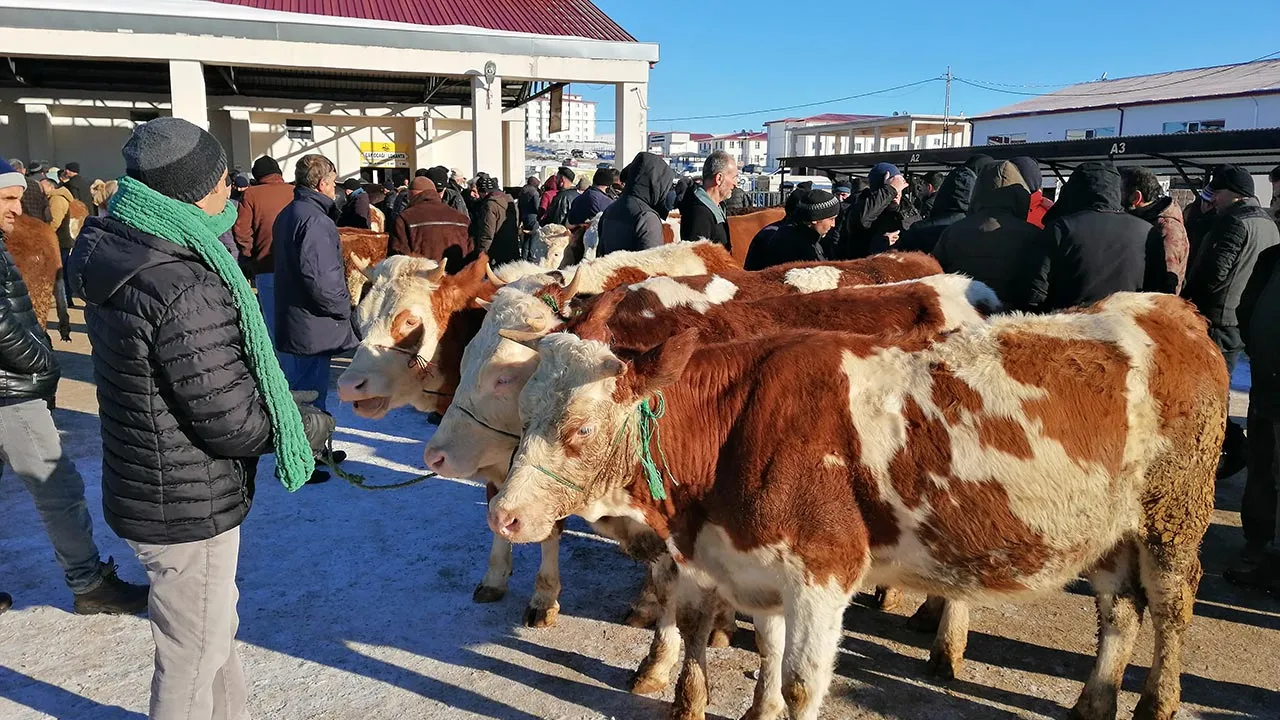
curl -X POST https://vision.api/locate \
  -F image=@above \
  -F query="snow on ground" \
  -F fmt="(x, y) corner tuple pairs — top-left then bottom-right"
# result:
(1, 322), (1279, 719)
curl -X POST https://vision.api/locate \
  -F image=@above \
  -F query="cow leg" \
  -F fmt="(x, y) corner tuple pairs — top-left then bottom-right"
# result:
(741, 613), (785, 720)
(781, 584), (854, 720)
(669, 577), (716, 720)
(630, 557), (680, 695)
(1072, 544), (1144, 720)
(624, 559), (666, 628)
(925, 600), (969, 680)
(473, 533), (514, 603)
(906, 594), (947, 633)
(524, 519), (564, 628)
(1133, 550), (1200, 720)
(709, 603), (736, 648)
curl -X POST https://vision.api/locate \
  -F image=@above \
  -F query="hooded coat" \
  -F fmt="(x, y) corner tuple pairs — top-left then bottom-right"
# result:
(1130, 196), (1190, 295)
(1023, 162), (1155, 311)
(70, 217), (274, 544)
(388, 183), (474, 271)
(829, 184), (907, 260)
(932, 161), (1041, 307)
(1239, 244), (1280, 417)
(475, 191), (520, 266)
(896, 165), (978, 254)
(597, 153), (676, 256)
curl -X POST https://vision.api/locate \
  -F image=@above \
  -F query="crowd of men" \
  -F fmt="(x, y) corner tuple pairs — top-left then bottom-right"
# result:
(3, 116), (1280, 720)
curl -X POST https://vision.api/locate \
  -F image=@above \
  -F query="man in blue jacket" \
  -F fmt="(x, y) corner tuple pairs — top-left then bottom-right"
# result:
(568, 167), (617, 226)
(272, 154), (357, 482)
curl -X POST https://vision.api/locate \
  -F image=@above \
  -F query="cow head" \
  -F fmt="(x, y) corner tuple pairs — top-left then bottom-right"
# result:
(532, 224), (572, 270)
(337, 255), (488, 418)
(423, 287), (557, 478)
(488, 329), (698, 544)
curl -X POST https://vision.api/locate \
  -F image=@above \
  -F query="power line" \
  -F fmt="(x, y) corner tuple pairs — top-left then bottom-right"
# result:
(957, 49), (1280, 98)
(592, 76), (943, 124)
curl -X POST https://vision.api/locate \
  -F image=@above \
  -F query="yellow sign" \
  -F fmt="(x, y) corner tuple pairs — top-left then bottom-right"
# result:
(359, 141), (408, 168)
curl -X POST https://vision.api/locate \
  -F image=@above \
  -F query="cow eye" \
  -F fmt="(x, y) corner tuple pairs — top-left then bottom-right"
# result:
(576, 425), (595, 438)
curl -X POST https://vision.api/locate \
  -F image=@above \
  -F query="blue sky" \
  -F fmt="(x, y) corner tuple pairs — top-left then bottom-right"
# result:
(580, 0), (1278, 136)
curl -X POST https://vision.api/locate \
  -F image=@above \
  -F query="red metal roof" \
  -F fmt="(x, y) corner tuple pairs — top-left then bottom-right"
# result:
(207, 0), (636, 42)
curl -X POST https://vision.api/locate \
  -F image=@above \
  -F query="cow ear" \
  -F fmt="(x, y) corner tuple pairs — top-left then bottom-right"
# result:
(627, 328), (698, 396)
(423, 259), (447, 283)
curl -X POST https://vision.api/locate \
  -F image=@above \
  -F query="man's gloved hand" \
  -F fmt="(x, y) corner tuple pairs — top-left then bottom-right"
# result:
(294, 397), (336, 456)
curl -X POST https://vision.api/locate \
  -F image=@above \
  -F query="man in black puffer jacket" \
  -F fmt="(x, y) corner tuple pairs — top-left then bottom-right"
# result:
(896, 156), (987, 254)
(70, 119), (334, 719)
(0, 160), (148, 616)
(1021, 161), (1155, 311)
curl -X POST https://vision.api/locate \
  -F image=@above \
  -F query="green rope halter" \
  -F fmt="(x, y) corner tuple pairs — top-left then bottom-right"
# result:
(539, 293), (560, 315)
(635, 391), (678, 501)
(108, 176), (315, 492)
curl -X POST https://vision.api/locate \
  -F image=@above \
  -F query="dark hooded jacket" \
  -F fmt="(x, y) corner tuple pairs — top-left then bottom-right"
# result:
(896, 165), (978, 254)
(1239, 244), (1280, 417)
(1023, 162), (1155, 311)
(597, 153), (676, 256)
(1184, 197), (1280, 333)
(70, 216), (275, 544)
(931, 161), (1041, 307)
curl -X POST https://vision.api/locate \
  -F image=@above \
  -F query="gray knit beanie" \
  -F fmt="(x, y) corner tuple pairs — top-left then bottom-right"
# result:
(122, 117), (227, 203)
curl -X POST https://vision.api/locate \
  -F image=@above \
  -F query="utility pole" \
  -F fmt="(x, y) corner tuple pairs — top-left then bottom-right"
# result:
(943, 65), (952, 148)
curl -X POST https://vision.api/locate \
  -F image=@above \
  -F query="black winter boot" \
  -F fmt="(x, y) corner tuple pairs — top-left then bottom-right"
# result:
(73, 558), (149, 616)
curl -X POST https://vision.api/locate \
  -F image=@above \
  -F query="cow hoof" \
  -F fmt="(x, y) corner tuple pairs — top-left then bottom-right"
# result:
(623, 606), (659, 628)
(740, 702), (785, 720)
(708, 629), (732, 648)
(523, 603), (559, 628)
(472, 584), (506, 604)
(629, 671), (668, 696)
(925, 651), (961, 681)
(873, 586), (902, 612)
(667, 707), (705, 720)
(1132, 695), (1175, 720)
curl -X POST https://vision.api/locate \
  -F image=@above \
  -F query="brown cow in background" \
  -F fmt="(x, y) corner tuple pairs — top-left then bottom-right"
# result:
(338, 228), (388, 307)
(7, 214), (71, 342)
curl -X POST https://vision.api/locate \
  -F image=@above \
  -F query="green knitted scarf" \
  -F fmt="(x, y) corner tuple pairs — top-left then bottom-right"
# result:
(109, 176), (315, 491)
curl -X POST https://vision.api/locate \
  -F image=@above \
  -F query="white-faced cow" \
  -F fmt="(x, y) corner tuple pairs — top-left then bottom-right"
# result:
(490, 292), (1227, 720)
(426, 269), (995, 693)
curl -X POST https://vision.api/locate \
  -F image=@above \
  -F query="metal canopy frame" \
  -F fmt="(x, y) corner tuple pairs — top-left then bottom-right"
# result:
(781, 128), (1280, 185)
(0, 56), (553, 108)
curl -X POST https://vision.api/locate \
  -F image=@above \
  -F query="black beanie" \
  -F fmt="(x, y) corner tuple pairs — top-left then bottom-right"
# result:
(426, 166), (450, 190)
(414, 167), (431, 178)
(794, 189), (841, 223)
(477, 173), (500, 193)
(1209, 164), (1255, 197)
(123, 117), (227, 203)
(252, 155), (281, 181)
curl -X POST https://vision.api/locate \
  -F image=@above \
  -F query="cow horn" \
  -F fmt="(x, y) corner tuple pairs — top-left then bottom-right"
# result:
(498, 328), (544, 350)
(485, 263), (508, 287)
(353, 255), (376, 280)
(561, 269), (584, 301)
(425, 258), (447, 283)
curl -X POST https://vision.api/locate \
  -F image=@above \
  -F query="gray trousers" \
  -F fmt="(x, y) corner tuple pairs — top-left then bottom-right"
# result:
(129, 527), (249, 720)
(0, 398), (103, 594)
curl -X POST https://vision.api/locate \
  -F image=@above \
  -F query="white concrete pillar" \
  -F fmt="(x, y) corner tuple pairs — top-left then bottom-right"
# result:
(873, 126), (882, 152)
(503, 113), (525, 188)
(907, 121), (917, 150)
(615, 82), (647, 168)
(472, 75), (502, 182)
(23, 104), (54, 164)
(847, 130), (856, 154)
(228, 110), (253, 172)
(169, 60), (208, 129)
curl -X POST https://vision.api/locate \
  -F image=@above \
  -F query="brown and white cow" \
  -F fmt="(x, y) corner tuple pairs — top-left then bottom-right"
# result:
(424, 270), (996, 691)
(337, 241), (739, 419)
(338, 228), (389, 307)
(490, 292), (1227, 720)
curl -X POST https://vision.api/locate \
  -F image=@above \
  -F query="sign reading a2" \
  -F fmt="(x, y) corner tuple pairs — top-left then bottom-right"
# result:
(909, 153), (921, 163)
